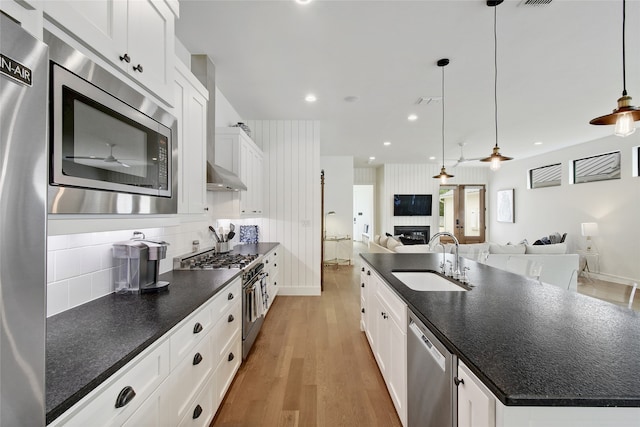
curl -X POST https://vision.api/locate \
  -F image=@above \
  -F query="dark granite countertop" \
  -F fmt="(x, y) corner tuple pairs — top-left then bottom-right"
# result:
(360, 252), (640, 408)
(46, 242), (279, 424)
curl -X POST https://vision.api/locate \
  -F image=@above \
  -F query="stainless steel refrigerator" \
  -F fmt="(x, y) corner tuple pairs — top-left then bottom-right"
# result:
(0, 12), (48, 427)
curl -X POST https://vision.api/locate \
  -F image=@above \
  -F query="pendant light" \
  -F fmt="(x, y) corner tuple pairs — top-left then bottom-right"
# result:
(480, 0), (513, 171)
(589, 0), (640, 136)
(433, 58), (454, 184)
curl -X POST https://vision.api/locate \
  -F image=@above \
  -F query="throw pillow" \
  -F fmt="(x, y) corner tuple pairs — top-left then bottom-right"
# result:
(379, 236), (389, 247)
(386, 238), (402, 251)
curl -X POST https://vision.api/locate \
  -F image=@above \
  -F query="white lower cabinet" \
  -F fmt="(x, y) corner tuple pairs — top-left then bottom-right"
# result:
(51, 278), (242, 426)
(361, 262), (407, 426)
(264, 246), (280, 313)
(458, 362), (495, 427)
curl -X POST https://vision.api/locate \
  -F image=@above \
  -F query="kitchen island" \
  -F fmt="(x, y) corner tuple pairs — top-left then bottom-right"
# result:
(361, 252), (640, 425)
(46, 242), (278, 425)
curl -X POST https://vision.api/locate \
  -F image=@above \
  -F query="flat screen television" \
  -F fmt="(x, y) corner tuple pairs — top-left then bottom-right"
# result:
(393, 194), (432, 216)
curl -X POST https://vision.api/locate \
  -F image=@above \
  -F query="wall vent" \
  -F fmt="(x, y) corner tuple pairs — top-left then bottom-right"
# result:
(416, 96), (442, 105)
(519, 0), (552, 6)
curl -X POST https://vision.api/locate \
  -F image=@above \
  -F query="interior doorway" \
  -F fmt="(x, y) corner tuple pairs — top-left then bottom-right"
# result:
(353, 185), (374, 242)
(439, 184), (486, 244)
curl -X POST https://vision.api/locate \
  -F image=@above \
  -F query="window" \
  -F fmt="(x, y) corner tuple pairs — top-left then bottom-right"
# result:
(529, 163), (561, 189)
(572, 151), (621, 184)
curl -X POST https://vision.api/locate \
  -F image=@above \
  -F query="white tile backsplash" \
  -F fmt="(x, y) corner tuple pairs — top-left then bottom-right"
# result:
(47, 280), (69, 317)
(68, 275), (92, 309)
(46, 220), (209, 317)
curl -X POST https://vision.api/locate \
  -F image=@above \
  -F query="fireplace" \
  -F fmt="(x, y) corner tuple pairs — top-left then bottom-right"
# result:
(394, 226), (430, 245)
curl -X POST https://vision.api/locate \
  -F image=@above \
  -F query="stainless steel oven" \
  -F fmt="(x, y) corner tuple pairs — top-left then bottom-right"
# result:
(242, 261), (267, 359)
(45, 30), (177, 214)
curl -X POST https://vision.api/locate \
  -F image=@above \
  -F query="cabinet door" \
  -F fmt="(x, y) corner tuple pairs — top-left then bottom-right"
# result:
(388, 318), (407, 426)
(239, 141), (251, 215)
(186, 88), (207, 213)
(373, 293), (389, 376)
(458, 363), (495, 427)
(252, 148), (263, 214)
(43, 0), (127, 70)
(126, 0), (175, 103)
(174, 65), (208, 214)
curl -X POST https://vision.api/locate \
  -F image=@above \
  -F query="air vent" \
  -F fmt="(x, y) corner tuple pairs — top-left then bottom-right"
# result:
(519, 0), (552, 5)
(416, 96), (442, 105)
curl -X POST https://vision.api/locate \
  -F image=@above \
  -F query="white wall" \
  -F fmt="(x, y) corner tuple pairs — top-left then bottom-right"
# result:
(378, 164), (489, 239)
(354, 167), (377, 185)
(247, 120), (321, 295)
(215, 87), (243, 129)
(488, 133), (640, 283)
(321, 156), (354, 261)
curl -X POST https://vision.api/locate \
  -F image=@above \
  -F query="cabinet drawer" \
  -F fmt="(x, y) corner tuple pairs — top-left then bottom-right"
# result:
(215, 329), (242, 404)
(121, 379), (171, 427)
(210, 278), (241, 324)
(177, 374), (216, 427)
(170, 332), (215, 425)
(170, 303), (213, 370)
(56, 339), (170, 427)
(377, 279), (407, 327)
(213, 300), (242, 365)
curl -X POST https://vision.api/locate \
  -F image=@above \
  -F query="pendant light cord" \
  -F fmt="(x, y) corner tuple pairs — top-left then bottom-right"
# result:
(494, 5), (499, 149)
(442, 62), (446, 168)
(622, 0), (627, 96)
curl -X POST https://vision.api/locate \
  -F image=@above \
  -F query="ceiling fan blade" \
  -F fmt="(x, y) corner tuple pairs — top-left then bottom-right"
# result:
(65, 156), (107, 160)
(117, 161), (130, 168)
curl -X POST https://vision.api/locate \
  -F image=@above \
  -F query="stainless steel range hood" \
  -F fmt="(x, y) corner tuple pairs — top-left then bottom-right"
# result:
(206, 163), (246, 191)
(191, 54), (247, 192)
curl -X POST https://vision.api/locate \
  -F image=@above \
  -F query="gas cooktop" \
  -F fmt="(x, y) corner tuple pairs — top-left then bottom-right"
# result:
(173, 248), (260, 270)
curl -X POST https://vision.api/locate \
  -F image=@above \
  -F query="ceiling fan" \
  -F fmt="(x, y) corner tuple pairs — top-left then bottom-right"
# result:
(66, 143), (130, 168)
(451, 142), (483, 168)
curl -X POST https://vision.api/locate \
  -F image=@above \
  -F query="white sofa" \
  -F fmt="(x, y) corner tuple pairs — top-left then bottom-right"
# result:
(369, 235), (431, 253)
(368, 237), (578, 290)
(453, 242), (578, 291)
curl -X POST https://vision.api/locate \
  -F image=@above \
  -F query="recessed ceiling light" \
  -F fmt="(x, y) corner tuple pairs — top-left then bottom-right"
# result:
(408, 114), (418, 121)
(383, 141), (391, 146)
(533, 141), (543, 145)
(429, 156), (436, 160)
(295, 0), (312, 4)
(305, 94), (317, 103)
(369, 156), (376, 160)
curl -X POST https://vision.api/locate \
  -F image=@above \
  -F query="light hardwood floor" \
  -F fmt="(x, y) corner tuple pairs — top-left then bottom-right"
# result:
(211, 252), (401, 427)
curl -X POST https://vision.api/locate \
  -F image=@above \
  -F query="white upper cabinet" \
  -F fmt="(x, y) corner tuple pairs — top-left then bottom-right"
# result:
(214, 127), (264, 217)
(43, 0), (176, 104)
(173, 61), (208, 214)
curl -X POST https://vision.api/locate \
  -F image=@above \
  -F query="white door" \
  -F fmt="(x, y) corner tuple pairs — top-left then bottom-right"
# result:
(353, 185), (374, 241)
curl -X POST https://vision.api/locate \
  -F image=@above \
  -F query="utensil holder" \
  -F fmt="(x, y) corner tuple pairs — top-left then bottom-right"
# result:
(216, 242), (229, 253)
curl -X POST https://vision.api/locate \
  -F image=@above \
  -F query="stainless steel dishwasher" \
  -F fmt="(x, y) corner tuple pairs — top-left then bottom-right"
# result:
(407, 311), (457, 427)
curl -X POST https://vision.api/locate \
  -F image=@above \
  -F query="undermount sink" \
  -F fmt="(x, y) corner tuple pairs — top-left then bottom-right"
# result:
(392, 271), (469, 292)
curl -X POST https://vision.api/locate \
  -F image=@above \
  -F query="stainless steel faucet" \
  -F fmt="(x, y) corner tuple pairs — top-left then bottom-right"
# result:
(429, 232), (460, 279)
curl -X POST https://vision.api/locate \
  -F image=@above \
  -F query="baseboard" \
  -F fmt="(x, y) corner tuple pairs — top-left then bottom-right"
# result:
(586, 272), (637, 287)
(277, 286), (322, 296)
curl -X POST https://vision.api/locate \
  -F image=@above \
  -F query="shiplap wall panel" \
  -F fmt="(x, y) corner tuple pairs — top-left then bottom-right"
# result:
(379, 164), (489, 237)
(247, 120), (321, 295)
(354, 167), (377, 184)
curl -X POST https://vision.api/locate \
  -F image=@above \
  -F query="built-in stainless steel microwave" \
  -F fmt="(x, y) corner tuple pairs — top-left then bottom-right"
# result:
(46, 30), (177, 214)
